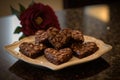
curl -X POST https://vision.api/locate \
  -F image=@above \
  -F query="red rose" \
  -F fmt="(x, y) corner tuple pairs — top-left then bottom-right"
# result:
(20, 3), (60, 36)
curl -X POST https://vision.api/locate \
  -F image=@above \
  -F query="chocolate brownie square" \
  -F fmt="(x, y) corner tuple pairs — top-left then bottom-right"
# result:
(19, 42), (46, 58)
(44, 48), (72, 65)
(71, 30), (84, 43)
(35, 30), (48, 45)
(47, 27), (60, 40)
(49, 28), (72, 49)
(71, 42), (99, 58)
(61, 28), (72, 38)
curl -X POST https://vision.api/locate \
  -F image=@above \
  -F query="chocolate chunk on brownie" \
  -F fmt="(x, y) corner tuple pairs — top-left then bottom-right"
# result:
(35, 30), (48, 45)
(71, 42), (99, 58)
(44, 48), (72, 65)
(49, 28), (72, 49)
(71, 30), (84, 43)
(19, 42), (46, 58)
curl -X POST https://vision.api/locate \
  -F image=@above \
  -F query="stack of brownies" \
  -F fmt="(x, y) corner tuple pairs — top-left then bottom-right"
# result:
(19, 27), (99, 65)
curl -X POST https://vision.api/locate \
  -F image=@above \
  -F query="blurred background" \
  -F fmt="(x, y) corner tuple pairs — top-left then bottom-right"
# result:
(0, 0), (114, 17)
(0, 0), (63, 17)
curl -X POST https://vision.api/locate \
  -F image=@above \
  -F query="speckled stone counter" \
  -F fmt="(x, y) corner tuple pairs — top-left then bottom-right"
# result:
(0, 2), (120, 80)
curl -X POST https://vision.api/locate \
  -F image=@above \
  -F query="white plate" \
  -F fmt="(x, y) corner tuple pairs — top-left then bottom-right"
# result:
(4, 35), (112, 70)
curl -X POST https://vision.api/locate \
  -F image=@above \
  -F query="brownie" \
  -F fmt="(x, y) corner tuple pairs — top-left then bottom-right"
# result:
(35, 30), (48, 45)
(71, 42), (99, 58)
(71, 30), (84, 43)
(44, 48), (72, 65)
(19, 42), (46, 58)
(49, 28), (72, 49)
(47, 27), (60, 40)
(61, 28), (72, 38)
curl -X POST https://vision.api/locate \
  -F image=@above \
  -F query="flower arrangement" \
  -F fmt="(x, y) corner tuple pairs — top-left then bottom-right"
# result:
(11, 2), (60, 39)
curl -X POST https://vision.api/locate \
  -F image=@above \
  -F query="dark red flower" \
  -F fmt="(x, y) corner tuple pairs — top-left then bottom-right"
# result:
(20, 3), (60, 36)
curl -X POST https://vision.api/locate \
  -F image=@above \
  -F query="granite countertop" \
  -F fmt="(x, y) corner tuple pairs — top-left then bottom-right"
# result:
(0, 2), (120, 80)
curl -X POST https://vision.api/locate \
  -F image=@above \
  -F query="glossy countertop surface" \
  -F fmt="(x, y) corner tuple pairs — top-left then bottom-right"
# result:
(0, 3), (120, 80)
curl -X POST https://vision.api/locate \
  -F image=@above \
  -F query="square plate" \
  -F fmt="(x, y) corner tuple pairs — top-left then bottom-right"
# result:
(4, 35), (112, 70)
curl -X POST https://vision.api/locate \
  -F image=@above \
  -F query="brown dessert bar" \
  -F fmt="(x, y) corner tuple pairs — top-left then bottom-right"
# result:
(71, 30), (84, 43)
(47, 27), (60, 40)
(71, 42), (99, 58)
(19, 42), (46, 58)
(44, 48), (72, 65)
(35, 30), (48, 45)
(49, 28), (72, 49)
